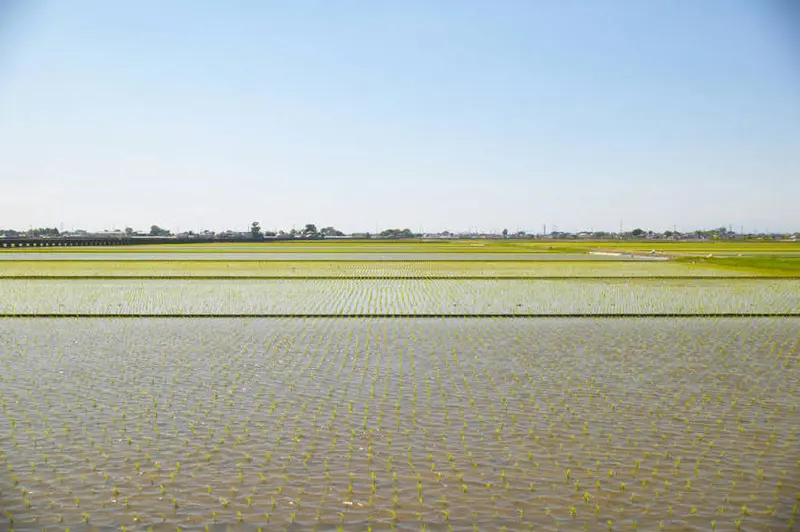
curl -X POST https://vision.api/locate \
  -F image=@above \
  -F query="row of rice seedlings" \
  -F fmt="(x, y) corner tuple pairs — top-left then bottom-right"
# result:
(1, 279), (798, 315)
(0, 258), (745, 278)
(264, 260), (732, 279)
(0, 317), (797, 529)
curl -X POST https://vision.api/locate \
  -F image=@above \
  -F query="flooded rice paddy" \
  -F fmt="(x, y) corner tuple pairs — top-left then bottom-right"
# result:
(0, 253), (668, 262)
(0, 318), (798, 531)
(0, 260), (754, 278)
(0, 279), (798, 316)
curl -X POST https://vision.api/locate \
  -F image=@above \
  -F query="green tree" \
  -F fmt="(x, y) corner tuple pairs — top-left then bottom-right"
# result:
(30, 227), (60, 237)
(149, 225), (170, 236)
(250, 221), (262, 239)
(302, 224), (318, 236)
(631, 228), (645, 237)
(320, 226), (344, 237)
(380, 228), (415, 239)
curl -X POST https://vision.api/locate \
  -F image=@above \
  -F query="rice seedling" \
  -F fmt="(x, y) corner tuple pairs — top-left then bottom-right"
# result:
(1, 278), (798, 315)
(0, 312), (797, 528)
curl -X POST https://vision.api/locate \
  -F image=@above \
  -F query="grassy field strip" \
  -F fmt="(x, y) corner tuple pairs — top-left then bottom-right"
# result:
(0, 260), (756, 277)
(0, 243), (594, 253)
(671, 251), (800, 256)
(3, 313), (798, 318)
(0, 243), (578, 254)
(6, 276), (796, 281)
(1, 279), (798, 315)
(673, 256), (800, 277)
(1, 317), (797, 529)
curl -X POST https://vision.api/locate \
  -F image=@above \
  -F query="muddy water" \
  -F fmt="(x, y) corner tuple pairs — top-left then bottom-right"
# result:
(0, 318), (798, 531)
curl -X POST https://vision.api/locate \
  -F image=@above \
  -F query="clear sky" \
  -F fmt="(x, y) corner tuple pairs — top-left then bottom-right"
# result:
(1, 1), (798, 234)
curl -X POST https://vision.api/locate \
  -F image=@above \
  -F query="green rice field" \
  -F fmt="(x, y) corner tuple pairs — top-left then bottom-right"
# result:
(0, 253), (670, 262)
(0, 260), (774, 278)
(1, 241), (798, 531)
(0, 279), (798, 316)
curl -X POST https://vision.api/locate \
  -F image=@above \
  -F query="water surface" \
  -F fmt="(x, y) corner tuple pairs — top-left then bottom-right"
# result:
(0, 318), (797, 530)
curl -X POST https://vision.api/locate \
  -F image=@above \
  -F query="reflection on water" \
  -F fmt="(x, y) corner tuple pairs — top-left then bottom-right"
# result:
(0, 318), (798, 531)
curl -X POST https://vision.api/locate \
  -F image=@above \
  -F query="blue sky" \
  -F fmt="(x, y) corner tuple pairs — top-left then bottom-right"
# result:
(0, 0), (798, 233)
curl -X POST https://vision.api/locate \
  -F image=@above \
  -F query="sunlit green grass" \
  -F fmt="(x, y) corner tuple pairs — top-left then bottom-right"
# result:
(592, 241), (800, 255)
(673, 256), (800, 276)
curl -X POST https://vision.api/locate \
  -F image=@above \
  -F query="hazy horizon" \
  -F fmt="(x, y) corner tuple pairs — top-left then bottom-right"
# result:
(1, 1), (799, 234)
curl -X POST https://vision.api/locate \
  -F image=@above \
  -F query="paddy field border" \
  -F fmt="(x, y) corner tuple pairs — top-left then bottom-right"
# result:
(3, 312), (799, 318)
(1, 274), (798, 280)
(2, 258), (798, 277)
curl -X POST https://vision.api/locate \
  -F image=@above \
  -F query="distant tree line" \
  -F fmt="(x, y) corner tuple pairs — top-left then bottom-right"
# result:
(2, 224), (796, 241)
(379, 228), (415, 239)
(0, 227), (60, 237)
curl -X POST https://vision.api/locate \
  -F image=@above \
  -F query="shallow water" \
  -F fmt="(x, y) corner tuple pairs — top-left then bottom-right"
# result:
(0, 318), (798, 531)
(0, 252), (668, 261)
(0, 279), (797, 315)
(0, 260), (745, 279)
